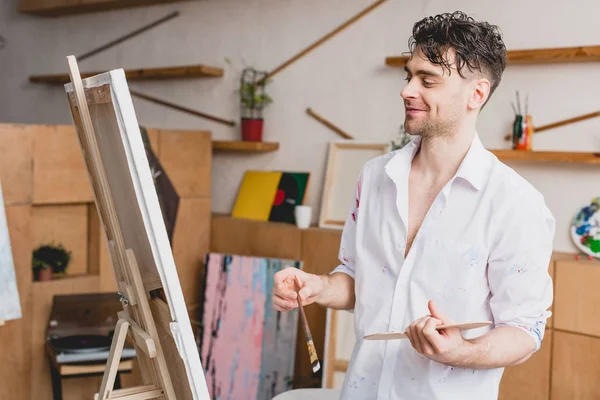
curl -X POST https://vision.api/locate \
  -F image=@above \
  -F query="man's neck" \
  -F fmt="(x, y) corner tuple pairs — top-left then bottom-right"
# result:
(412, 128), (476, 184)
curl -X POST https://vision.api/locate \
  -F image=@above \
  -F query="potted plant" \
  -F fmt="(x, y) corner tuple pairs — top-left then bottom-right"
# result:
(239, 67), (273, 142)
(32, 243), (72, 281)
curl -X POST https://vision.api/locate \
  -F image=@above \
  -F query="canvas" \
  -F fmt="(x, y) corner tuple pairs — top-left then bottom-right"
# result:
(319, 141), (389, 229)
(63, 58), (210, 400)
(197, 253), (301, 400)
(232, 170), (310, 224)
(0, 180), (21, 321)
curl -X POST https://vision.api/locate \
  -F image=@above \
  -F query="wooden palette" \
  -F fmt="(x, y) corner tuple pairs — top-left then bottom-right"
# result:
(63, 58), (210, 399)
(363, 321), (492, 340)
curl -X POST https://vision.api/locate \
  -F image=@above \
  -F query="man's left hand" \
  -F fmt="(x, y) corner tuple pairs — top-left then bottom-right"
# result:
(405, 300), (469, 365)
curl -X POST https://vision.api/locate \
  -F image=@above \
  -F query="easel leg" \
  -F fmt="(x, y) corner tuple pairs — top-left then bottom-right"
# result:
(97, 318), (130, 400)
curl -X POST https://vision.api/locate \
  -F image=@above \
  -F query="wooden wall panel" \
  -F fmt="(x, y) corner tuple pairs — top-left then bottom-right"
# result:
(0, 123), (34, 205)
(172, 198), (211, 306)
(297, 227), (342, 388)
(554, 259), (600, 336)
(33, 204), (89, 277)
(499, 329), (552, 400)
(210, 214), (302, 260)
(30, 276), (100, 400)
(33, 125), (93, 204)
(0, 205), (32, 400)
(157, 129), (211, 198)
(551, 331), (600, 400)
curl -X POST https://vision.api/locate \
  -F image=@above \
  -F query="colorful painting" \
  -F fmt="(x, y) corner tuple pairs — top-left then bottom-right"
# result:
(197, 253), (301, 400)
(232, 171), (310, 224)
(571, 197), (600, 257)
(0, 181), (22, 321)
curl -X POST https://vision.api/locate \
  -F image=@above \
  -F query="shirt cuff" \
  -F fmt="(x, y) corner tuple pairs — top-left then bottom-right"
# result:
(330, 264), (355, 280)
(495, 318), (548, 352)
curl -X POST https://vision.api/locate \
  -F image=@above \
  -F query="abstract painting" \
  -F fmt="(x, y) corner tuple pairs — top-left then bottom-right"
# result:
(232, 170), (310, 224)
(0, 181), (22, 321)
(197, 253), (301, 400)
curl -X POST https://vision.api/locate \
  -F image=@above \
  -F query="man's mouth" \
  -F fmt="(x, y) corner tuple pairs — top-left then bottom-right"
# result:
(405, 107), (426, 115)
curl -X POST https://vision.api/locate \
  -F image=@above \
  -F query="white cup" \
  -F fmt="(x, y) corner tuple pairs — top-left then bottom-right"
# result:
(294, 205), (312, 229)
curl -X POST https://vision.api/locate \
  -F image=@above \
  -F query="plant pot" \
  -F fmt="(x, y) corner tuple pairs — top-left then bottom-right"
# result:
(38, 267), (53, 281)
(241, 118), (264, 142)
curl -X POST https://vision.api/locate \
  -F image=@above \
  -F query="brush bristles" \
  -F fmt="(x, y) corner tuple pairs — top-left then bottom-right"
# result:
(312, 360), (321, 373)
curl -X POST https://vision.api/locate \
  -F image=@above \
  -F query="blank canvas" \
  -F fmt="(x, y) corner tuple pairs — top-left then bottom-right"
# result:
(319, 142), (389, 229)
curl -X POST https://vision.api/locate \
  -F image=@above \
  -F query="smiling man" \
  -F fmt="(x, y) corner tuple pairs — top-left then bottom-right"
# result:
(272, 11), (555, 399)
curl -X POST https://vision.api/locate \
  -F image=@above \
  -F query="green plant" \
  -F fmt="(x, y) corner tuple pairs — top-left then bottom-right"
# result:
(239, 80), (273, 112)
(32, 243), (72, 275)
(225, 58), (273, 119)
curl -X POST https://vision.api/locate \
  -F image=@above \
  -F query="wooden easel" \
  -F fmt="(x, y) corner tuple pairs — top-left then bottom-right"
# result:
(66, 56), (176, 400)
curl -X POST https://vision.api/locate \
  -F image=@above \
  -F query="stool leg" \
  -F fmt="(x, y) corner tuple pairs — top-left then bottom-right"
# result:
(48, 358), (62, 400)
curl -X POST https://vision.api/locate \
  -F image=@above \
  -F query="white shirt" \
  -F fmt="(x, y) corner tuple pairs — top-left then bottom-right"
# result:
(332, 134), (555, 400)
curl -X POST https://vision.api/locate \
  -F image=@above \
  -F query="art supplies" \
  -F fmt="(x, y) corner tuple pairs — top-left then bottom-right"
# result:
(363, 321), (492, 340)
(511, 91), (533, 150)
(295, 276), (321, 373)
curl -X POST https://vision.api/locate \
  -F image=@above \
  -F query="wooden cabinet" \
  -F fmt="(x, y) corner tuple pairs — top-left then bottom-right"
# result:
(499, 330), (552, 400)
(18, 0), (197, 17)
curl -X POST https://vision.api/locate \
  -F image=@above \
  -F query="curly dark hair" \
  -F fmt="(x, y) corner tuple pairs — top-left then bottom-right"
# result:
(407, 11), (507, 100)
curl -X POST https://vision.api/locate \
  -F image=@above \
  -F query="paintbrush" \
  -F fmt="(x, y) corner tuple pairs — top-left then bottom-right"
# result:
(295, 276), (320, 373)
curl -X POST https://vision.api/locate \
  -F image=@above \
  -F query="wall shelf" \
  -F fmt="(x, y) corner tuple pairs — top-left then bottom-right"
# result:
(490, 149), (600, 164)
(18, 0), (192, 17)
(29, 64), (224, 84)
(386, 44), (600, 67)
(212, 140), (280, 153)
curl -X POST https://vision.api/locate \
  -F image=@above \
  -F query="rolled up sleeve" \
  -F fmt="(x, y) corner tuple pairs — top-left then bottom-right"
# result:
(330, 168), (364, 280)
(487, 190), (555, 352)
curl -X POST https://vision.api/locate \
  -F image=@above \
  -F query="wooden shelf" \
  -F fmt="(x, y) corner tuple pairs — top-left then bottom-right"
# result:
(29, 64), (224, 84)
(490, 149), (600, 164)
(18, 0), (192, 17)
(386, 45), (600, 67)
(212, 141), (279, 153)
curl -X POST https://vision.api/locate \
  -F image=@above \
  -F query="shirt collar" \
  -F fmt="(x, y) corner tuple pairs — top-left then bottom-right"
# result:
(454, 134), (490, 191)
(384, 133), (490, 192)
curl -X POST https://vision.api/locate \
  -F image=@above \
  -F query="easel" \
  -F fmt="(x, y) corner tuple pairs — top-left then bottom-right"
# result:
(66, 56), (176, 400)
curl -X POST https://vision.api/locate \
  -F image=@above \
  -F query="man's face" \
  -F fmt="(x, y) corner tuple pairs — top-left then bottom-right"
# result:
(401, 46), (473, 138)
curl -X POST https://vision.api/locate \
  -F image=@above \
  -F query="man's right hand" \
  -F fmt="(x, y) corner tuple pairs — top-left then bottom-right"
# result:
(272, 267), (324, 312)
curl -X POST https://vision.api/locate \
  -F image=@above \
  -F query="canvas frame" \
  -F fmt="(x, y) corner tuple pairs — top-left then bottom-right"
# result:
(318, 141), (389, 229)
(63, 58), (210, 400)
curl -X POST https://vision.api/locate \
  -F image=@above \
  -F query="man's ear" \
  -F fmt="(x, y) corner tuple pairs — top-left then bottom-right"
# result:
(468, 78), (491, 111)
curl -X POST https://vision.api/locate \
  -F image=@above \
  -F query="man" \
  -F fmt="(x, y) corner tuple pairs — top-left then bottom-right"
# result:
(273, 11), (554, 400)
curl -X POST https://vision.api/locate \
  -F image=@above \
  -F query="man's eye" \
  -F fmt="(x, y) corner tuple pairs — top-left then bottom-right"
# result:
(404, 76), (411, 82)
(423, 80), (435, 86)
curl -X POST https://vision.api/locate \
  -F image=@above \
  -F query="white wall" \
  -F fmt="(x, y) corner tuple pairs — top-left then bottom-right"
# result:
(1, 0), (599, 253)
